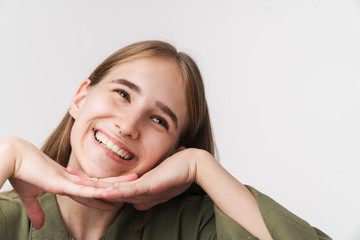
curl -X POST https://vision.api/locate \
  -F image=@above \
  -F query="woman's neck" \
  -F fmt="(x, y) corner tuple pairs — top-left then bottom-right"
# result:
(56, 194), (124, 240)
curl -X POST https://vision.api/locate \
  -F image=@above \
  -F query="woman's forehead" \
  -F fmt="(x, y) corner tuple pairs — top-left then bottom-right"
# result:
(103, 57), (184, 90)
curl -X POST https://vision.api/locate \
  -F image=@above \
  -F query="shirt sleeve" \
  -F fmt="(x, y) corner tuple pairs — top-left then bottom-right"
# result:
(214, 204), (259, 239)
(247, 186), (331, 240)
(213, 186), (331, 240)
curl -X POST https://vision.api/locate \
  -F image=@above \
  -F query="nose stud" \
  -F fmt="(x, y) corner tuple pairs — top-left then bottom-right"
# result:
(119, 129), (127, 137)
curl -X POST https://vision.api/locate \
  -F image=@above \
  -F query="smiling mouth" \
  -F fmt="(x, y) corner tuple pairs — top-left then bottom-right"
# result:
(94, 131), (134, 160)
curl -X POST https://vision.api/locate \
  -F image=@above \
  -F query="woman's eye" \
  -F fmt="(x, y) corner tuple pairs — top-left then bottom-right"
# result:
(115, 89), (130, 102)
(151, 116), (168, 129)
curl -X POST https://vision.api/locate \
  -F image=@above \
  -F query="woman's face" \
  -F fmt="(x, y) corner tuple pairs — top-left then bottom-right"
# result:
(68, 57), (188, 178)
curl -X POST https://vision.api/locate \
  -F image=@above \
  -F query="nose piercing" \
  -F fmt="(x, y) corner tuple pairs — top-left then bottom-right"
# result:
(119, 129), (127, 137)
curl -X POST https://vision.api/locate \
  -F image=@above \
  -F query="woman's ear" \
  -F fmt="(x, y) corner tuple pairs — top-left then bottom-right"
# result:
(69, 79), (91, 119)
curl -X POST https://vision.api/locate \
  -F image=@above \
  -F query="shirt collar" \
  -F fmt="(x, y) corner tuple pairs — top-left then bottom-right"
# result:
(29, 193), (142, 240)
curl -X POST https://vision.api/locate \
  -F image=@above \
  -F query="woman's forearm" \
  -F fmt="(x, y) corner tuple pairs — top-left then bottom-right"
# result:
(195, 151), (273, 240)
(0, 137), (17, 189)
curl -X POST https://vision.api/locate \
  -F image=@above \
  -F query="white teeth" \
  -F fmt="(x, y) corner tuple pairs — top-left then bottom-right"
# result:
(95, 131), (133, 160)
(102, 137), (109, 145)
(112, 145), (120, 153)
(117, 149), (125, 156)
(106, 141), (114, 149)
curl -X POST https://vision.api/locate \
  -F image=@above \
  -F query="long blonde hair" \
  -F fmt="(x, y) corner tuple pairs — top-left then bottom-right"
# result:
(42, 40), (215, 180)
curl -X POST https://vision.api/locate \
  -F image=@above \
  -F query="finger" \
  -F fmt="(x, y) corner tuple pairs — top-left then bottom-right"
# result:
(72, 176), (114, 188)
(66, 167), (88, 178)
(67, 169), (137, 187)
(51, 179), (109, 199)
(19, 195), (45, 229)
(71, 173), (137, 189)
(63, 167), (112, 188)
(66, 167), (138, 183)
(68, 196), (116, 211)
(100, 181), (148, 200)
(98, 173), (138, 183)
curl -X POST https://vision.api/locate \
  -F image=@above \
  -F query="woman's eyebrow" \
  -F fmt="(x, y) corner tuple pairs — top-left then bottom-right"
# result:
(111, 79), (142, 94)
(156, 101), (178, 129)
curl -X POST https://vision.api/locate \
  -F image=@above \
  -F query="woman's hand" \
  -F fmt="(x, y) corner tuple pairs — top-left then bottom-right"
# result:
(82, 148), (208, 210)
(73, 146), (273, 239)
(0, 137), (115, 229)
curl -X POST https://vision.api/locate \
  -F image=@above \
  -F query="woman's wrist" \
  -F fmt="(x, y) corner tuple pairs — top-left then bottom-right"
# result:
(192, 149), (218, 188)
(0, 136), (18, 187)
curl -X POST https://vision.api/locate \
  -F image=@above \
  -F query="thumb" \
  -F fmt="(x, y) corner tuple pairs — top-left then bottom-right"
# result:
(19, 195), (45, 229)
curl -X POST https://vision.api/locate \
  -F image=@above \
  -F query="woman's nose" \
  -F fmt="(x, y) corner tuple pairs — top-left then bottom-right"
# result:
(116, 115), (140, 139)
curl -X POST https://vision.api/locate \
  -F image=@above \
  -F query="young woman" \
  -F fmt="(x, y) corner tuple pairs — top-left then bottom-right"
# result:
(0, 40), (330, 240)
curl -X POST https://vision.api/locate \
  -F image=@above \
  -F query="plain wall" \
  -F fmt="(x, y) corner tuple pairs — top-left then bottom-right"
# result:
(1, 1), (359, 239)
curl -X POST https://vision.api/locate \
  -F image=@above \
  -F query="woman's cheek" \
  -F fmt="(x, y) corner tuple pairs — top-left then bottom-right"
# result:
(83, 98), (118, 118)
(148, 135), (176, 162)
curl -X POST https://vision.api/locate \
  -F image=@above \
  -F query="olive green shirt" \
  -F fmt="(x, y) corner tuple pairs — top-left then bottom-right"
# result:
(0, 186), (331, 240)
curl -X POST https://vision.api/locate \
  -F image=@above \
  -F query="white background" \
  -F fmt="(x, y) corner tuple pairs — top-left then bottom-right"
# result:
(1, 0), (359, 239)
